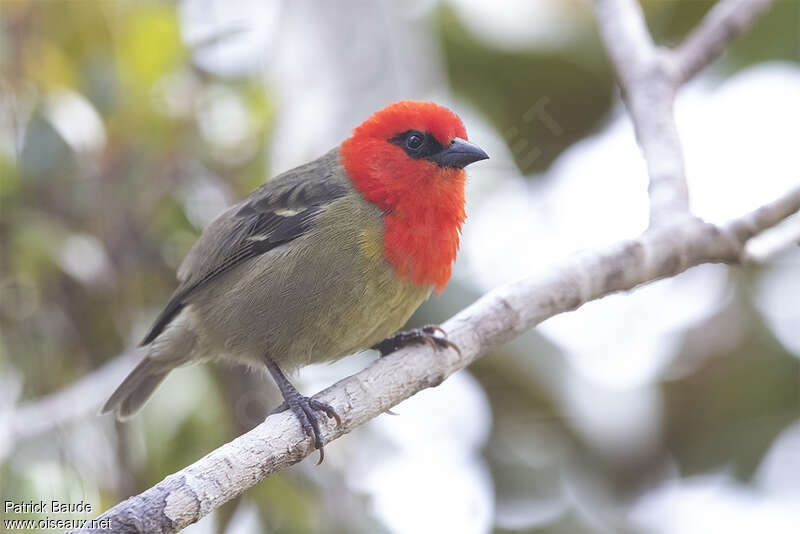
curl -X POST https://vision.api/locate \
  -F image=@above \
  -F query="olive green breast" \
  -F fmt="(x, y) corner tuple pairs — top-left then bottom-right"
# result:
(185, 191), (432, 371)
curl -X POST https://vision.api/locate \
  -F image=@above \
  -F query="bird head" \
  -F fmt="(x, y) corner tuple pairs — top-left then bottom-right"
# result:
(340, 101), (487, 293)
(340, 101), (488, 211)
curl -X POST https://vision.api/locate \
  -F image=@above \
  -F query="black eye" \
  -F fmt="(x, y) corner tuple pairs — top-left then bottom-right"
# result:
(388, 129), (444, 159)
(405, 133), (424, 151)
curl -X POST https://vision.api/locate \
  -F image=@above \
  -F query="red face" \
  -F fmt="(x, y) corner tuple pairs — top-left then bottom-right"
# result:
(340, 101), (487, 211)
(340, 101), (488, 293)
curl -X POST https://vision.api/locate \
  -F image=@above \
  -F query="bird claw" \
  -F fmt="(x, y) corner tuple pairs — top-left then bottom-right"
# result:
(308, 398), (342, 426)
(372, 325), (461, 357)
(423, 325), (447, 337)
(273, 394), (341, 464)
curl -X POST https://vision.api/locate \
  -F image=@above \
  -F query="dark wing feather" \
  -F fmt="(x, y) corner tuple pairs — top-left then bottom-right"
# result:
(140, 149), (348, 345)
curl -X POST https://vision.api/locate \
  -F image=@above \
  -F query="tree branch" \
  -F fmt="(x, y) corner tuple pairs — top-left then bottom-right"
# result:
(742, 213), (800, 264)
(593, 0), (775, 227)
(673, 0), (775, 85)
(593, 0), (657, 86)
(594, 0), (689, 226)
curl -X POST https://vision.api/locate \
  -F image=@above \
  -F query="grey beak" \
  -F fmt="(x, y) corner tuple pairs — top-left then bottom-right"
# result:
(427, 137), (489, 169)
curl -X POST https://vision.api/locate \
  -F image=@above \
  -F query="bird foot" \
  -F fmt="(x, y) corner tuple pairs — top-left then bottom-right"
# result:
(272, 392), (341, 465)
(372, 325), (461, 357)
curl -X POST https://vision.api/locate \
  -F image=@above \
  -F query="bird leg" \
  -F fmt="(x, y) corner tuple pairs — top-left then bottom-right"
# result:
(372, 325), (461, 357)
(264, 354), (341, 464)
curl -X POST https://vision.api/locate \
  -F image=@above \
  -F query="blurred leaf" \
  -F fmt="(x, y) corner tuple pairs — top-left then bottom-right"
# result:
(251, 474), (318, 533)
(437, 5), (614, 174)
(11, 214), (66, 281)
(116, 4), (184, 91)
(472, 340), (572, 532)
(0, 153), (20, 200)
(19, 112), (77, 182)
(83, 53), (120, 115)
(663, 274), (800, 480)
(244, 84), (275, 132)
(28, 43), (77, 89)
(141, 368), (233, 489)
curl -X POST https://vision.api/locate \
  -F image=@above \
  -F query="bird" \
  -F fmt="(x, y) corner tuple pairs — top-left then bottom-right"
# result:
(101, 100), (488, 461)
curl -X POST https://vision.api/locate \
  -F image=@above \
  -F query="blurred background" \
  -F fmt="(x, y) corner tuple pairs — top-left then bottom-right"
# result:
(1, 0), (799, 532)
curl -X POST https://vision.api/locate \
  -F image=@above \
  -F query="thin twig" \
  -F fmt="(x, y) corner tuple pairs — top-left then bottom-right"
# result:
(742, 212), (800, 264)
(594, 0), (690, 226)
(673, 0), (776, 85)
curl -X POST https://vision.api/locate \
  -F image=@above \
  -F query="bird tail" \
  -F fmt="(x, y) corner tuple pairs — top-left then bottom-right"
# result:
(100, 354), (171, 421)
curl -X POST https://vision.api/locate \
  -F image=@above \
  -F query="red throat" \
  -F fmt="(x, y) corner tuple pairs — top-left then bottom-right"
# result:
(340, 101), (468, 293)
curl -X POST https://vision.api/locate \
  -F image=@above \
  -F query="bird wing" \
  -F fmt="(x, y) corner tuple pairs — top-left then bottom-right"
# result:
(140, 148), (350, 345)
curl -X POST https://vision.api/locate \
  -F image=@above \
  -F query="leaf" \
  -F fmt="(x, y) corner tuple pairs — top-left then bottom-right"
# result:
(116, 4), (185, 90)
(663, 278), (800, 480)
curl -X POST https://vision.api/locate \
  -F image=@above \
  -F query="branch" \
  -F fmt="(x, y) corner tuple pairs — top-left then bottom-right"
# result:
(742, 213), (800, 264)
(673, 0), (775, 84)
(593, 0), (775, 227)
(592, 0), (656, 87)
(594, 0), (689, 226)
(72, 185), (800, 534)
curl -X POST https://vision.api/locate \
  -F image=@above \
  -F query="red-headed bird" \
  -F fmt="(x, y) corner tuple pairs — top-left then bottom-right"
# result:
(102, 101), (488, 461)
